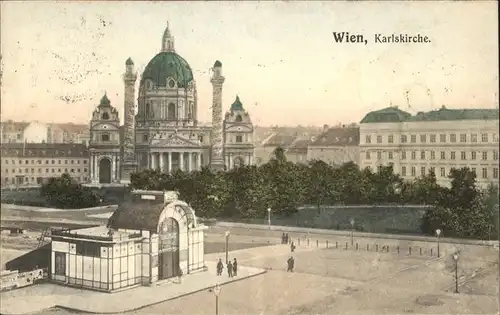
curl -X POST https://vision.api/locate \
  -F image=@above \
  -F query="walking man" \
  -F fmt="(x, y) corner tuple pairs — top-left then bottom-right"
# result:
(216, 259), (223, 276)
(290, 241), (296, 252)
(232, 258), (238, 277)
(287, 256), (295, 272)
(227, 259), (233, 278)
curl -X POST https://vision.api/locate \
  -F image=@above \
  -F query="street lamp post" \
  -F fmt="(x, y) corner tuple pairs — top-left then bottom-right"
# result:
(453, 253), (459, 293)
(436, 229), (441, 258)
(350, 219), (355, 246)
(225, 231), (230, 263)
(213, 282), (221, 315)
(267, 207), (271, 230)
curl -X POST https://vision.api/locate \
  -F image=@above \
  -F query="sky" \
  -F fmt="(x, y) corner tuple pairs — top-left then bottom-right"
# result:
(1, 1), (498, 126)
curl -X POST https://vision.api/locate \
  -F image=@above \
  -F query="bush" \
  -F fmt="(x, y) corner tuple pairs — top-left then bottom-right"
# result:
(41, 174), (101, 209)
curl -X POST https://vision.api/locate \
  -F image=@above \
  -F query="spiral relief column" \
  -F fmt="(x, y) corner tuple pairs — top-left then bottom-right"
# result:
(210, 60), (226, 171)
(120, 57), (138, 183)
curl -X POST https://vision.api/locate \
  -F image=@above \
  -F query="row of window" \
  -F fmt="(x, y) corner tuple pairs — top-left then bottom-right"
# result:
(365, 150), (499, 161)
(399, 166), (499, 180)
(365, 132), (498, 144)
(3, 159), (87, 165)
(3, 168), (88, 174)
(2, 176), (88, 185)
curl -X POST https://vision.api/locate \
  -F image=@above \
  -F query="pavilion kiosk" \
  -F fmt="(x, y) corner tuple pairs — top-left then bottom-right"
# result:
(50, 190), (207, 292)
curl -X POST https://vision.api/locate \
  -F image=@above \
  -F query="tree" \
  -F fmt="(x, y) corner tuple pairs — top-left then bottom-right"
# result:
(305, 160), (335, 213)
(41, 173), (100, 209)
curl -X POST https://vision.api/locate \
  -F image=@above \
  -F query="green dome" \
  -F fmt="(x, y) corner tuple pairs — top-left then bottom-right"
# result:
(99, 93), (111, 107)
(141, 52), (194, 88)
(231, 95), (244, 111)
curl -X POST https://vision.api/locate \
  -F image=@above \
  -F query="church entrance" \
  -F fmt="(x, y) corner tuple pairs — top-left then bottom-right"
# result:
(158, 218), (180, 280)
(99, 158), (111, 184)
(233, 156), (244, 168)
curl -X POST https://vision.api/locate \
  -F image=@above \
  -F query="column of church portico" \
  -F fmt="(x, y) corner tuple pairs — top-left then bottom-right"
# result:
(188, 152), (193, 172)
(150, 153), (156, 170)
(159, 152), (165, 172)
(112, 155), (116, 182)
(229, 154), (234, 169)
(197, 153), (202, 171)
(167, 152), (172, 173)
(93, 155), (98, 182)
(179, 152), (185, 171)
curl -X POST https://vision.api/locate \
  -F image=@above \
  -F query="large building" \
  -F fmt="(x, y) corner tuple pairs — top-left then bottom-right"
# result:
(359, 106), (499, 188)
(307, 125), (360, 166)
(0, 143), (90, 186)
(0, 120), (90, 146)
(89, 24), (255, 184)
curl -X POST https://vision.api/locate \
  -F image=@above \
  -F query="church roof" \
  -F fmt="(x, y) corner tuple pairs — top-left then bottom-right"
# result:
(309, 127), (359, 146)
(99, 94), (111, 107)
(230, 96), (244, 111)
(141, 52), (194, 88)
(214, 60), (222, 67)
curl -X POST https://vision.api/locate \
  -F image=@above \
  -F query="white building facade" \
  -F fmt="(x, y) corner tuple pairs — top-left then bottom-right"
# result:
(359, 106), (499, 188)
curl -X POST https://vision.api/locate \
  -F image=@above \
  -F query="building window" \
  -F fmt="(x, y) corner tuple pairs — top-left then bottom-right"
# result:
(377, 151), (382, 160)
(401, 135), (407, 143)
(75, 242), (101, 257)
(440, 151), (445, 160)
(401, 166), (407, 176)
(365, 151), (370, 160)
(494, 150), (499, 160)
(460, 134), (466, 143)
(430, 167), (435, 175)
(430, 151), (435, 160)
(51, 160), (55, 164)
(84, 160), (87, 164)
(84, 168), (87, 172)
(70, 169), (75, 173)
(451, 152), (456, 160)
(45, 160), (49, 164)
(439, 134), (446, 143)
(65, 160), (68, 164)
(450, 134), (456, 143)
(411, 151), (416, 160)
(481, 133), (488, 142)
(482, 168), (487, 179)
(52, 169), (55, 173)
(420, 167), (425, 177)
(365, 135), (371, 144)
(420, 151), (425, 160)
(471, 168), (476, 176)
(471, 152), (476, 160)
(420, 134), (426, 143)
(410, 135), (416, 143)
(101, 133), (109, 142)
(101, 112), (109, 120)
(58, 169), (61, 173)
(430, 134), (436, 143)
(482, 151), (487, 160)
(440, 167), (446, 177)
(411, 167), (416, 177)
(388, 135), (394, 143)
(235, 115), (242, 122)
(376, 135), (382, 144)
(461, 152), (466, 160)
(494, 168), (499, 179)
(388, 152), (393, 160)
(143, 134), (148, 142)
(46, 169), (49, 173)
(236, 135), (243, 143)
(471, 134), (477, 143)
(401, 151), (406, 160)
(24, 168), (28, 173)
(30, 168), (34, 173)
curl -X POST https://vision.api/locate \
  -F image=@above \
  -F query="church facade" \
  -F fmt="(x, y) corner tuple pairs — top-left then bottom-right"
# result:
(89, 24), (255, 184)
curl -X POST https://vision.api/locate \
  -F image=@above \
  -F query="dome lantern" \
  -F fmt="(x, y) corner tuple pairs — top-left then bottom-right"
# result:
(161, 22), (175, 53)
(230, 95), (244, 111)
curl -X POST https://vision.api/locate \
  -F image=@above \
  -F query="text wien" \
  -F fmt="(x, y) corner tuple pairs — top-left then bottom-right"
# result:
(332, 32), (367, 45)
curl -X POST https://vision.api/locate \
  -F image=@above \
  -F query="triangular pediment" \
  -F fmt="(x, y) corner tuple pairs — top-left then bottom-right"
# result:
(151, 134), (200, 147)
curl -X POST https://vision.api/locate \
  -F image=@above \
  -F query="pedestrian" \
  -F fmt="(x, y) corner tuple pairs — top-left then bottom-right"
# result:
(216, 259), (223, 276)
(287, 256), (295, 272)
(290, 241), (296, 252)
(285, 233), (289, 244)
(232, 258), (238, 277)
(227, 260), (233, 278)
(281, 232), (286, 244)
